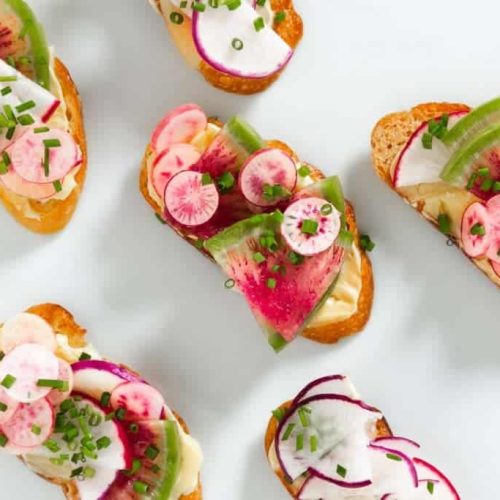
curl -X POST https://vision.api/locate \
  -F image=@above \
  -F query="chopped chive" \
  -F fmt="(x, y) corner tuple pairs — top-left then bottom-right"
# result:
(15, 100), (36, 113)
(34, 126), (50, 134)
(298, 164), (311, 177)
(256, 0), (266, 5)
(180, 0), (188, 6)
(201, 172), (213, 185)
(226, 0), (241, 10)
(43, 147), (50, 176)
(31, 424), (42, 435)
(466, 172), (478, 190)
(208, 0), (218, 6)
(99, 392), (111, 408)
(0, 76), (17, 82)
(477, 166), (490, 177)
(301, 219), (319, 235)
(288, 251), (304, 265)
(44, 439), (61, 453)
(133, 481), (149, 494)
(0, 160), (7, 175)
(252, 251), (266, 264)
(295, 433), (304, 451)
(470, 223), (486, 236)
(150, 464), (161, 474)
(79, 352), (91, 361)
(422, 132), (433, 149)
(129, 423), (139, 433)
(231, 38), (244, 50)
(0, 434), (8, 447)
(494, 181), (500, 193)
(130, 458), (142, 475)
(271, 264), (281, 273)
(192, 2), (206, 11)
(427, 481), (435, 494)
(438, 213), (451, 235)
(0, 402), (7, 412)
(217, 171), (235, 193)
(266, 277), (277, 289)
(1, 374), (16, 389)
(481, 178), (493, 192)
(0, 351), (4, 361)
(1, 86), (11, 96)
(336, 464), (347, 478)
(386, 453), (403, 461)
(115, 407), (127, 421)
(2, 151), (10, 167)
(298, 407), (310, 427)
(169, 12), (184, 24)
(282, 423), (295, 441)
(37, 379), (69, 391)
(60, 399), (74, 412)
(88, 412), (102, 427)
(272, 408), (286, 421)
(43, 138), (61, 148)
(254, 17), (265, 32)
(224, 278), (235, 289)
(53, 180), (63, 193)
(310, 435), (318, 453)
(360, 234), (375, 252)
(83, 466), (95, 478)
(274, 10), (286, 22)
(17, 113), (34, 126)
(145, 444), (160, 460)
(320, 203), (333, 216)
(71, 466), (84, 478)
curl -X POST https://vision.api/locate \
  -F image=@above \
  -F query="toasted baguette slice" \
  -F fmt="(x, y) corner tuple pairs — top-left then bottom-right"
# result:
(140, 130), (374, 345)
(371, 102), (500, 287)
(150, 0), (303, 94)
(13, 304), (201, 500)
(0, 59), (87, 234)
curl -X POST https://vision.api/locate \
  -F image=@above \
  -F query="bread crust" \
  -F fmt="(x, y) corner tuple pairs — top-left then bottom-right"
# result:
(0, 58), (87, 234)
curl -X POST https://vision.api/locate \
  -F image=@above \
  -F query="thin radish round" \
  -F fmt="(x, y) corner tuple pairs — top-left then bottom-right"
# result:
(293, 375), (358, 405)
(46, 359), (73, 407)
(413, 458), (460, 499)
(461, 202), (492, 258)
(492, 260), (500, 278)
(1, 398), (54, 448)
(487, 194), (500, 229)
(281, 197), (341, 256)
(371, 436), (421, 459)
(239, 148), (297, 207)
(152, 143), (201, 198)
(1, 313), (56, 353)
(0, 344), (59, 403)
(0, 387), (19, 425)
(164, 170), (219, 226)
(0, 168), (56, 199)
(110, 381), (165, 421)
(151, 103), (207, 153)
(9, 128), (78, 183)
(298, 473), (371, 500)
(486, 230), (500, 264)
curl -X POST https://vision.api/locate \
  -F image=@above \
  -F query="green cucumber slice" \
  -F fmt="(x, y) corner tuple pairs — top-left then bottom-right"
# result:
(225, 115), (265, 154)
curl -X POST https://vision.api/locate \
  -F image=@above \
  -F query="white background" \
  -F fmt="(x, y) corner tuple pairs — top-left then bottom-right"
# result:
(0, 0), (498, 498)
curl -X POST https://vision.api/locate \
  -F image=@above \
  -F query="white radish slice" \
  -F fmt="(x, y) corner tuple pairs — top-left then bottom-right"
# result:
(239, 148), (297, 207)
(151, 103), (207, 153)
(46, 359), (73, 407)
(0, 167), (56, 199)
(0, 344), (59, 403)
(298, 472), (371, 500)
(192, 2), (293, 79)
(275, 394), (382, 481)
(461, 202), (492, 258)
(164, 170), (219, 226)
(152, 143), (201, 198)
(9, 128), (78, 183)
(371, 436), (421, 459)
(293, 375), (358, 405)
(1, 398), (54, 448)
(110, 381), (165, 421)
(0, 386), (19, 424)
(1, 313), (56, 353)
(492, 260), (500, 278)
(281, 197), (341, 256)
(413, 458), (460, 499)
(392, 112), (467, 188)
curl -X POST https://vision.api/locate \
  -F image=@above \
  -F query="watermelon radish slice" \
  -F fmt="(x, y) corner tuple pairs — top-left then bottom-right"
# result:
(164, 170), (220, 226)
(0, 386), (19, 424)
(239, 148), (297, 207)
(46, 359), (73, 407)
(110, 381), (165, 421)
(0, 343), (59, 403)
(192, 2), (293, 79)
(0, 167), (56, 199)
(461, 202), (492, 258)
(151, 103), (207, 153)
(151, 143), (201, 198)
(1, 312), (56, 353)
(486, 230), (500, 264)
(487, 194), (500, 214)
(413, 458), (460, 499)
(292, 375), (358, 405)
(281, 197), (341, 256)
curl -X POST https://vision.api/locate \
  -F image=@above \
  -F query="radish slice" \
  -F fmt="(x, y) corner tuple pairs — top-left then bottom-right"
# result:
(413, 458), (460, 500)
(192, 2), (293, 79)
(293, 375), (358, 405)
(110, 381), (165, 421)
(371, 436), (421, 458)
(151, 103), (207, 153)
(0, 387), (19, 425)
(239, 148), (297, 207)
(152, 143), (201, 198)
(486, 230), (500, 264)
(1, 313), (56, 353)
(281, 197), (341, 256)
(169, 0), (257, 18)
(0, 344), (59, 403)
(298, 473), (371, 500)
(1, 398), (54, 448)
(46, 359), (73, 407)
(492, 260), (500, 278)
(0, 167), (56, 199)
(461, 202), (492, 258)
(164, 170), (219, 226)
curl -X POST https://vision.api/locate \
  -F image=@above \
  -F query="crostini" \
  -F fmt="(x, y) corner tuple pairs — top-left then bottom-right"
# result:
(148, 0), (303, 94)
(140, 104), (374, 352)
(371, 98), (500, 287)
(0, 0), (86, 234)
(0, 304), (202, 500)
(265, 375), (460, 499)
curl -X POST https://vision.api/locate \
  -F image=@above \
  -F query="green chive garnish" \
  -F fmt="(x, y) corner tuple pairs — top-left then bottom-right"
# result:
(254, 17), (265, 32)
(282, 423), (295, 441)
(298, 407), (310, 427)
(422, 132), (433, 149)
(231, 38), (244, 50)
(192, 2), (206, 11)
(0, 434), (8, 447)
(470, 223), (486, 236)
(336, 464), (347, 478)
(43, 147), (50, 176)
(129, 423), (139, 433)
(466, 172), (478, 190)
(15, 100), (36, 113)
(34, 126), (50, 134)
(44, 439), (60, 453)
(320, 203), (333, 216)
(481, 178), (493, 192)
(298, 165), (310, 177)
(37, 379), (69, 391)
(257, 0), (266, 5)
(43, 138), (61, 148)
(201, 172), (213, 185)
(31, 424), (41, 435)
(386, 453), (402, 461)
(1, 87), (11, 96)
(438, 213), (451, 235)
(79, 352), (91, 361)
(0, 351), (4, 361)
(360, 234), (375, 252)
(0, 76), (17, 82)
(180, 0), (188, 6)
(145, 444), (160, 460)
(224, 278), (235, 289)
(427, 481), (435, 494)
(0, 402), (7, 412)
(301, 219), (318, 235)
(1, 374), (16, 388)
(493, 181), (500, 193)
(17, 113), (34, 126)
(288, 251), (304, 265)
(295, 433), (304, 451)
(83, 466), (96, 478)
(253, 251), (266, 264)
(115, 407), (127, 421)
(267, 278), (277, 289)
(217, 171), (235, 193)
(274, 11), (286, 22)
(169, 12), (184, 24)
(272, 408), (286, 421)
(226, 0), (241, 10)
(133, 481), (149, 494)
(208, 0), (218, 6)
(130, 458), (142, 475)
(53, 180), (63, 193)
(310, 435), (318, 453)
(151, 464), (161, 474)
(478, 166), (490, 177)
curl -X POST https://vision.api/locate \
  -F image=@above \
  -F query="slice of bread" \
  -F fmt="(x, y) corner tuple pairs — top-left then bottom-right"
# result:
(371, 102), (500, 287)
(151, 0), (303, 94)
(0, 59), (87, 234)
(13, 304), (201, 500)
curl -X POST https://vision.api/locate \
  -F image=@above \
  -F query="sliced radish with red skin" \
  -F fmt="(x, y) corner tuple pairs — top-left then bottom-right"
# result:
(492, 260), (500, 278)
(486, 231), (500, 264)
(151, 103), (207, 153)
(281, 197), (341, 256)
(239, 148), (297, 207)
(110, 381), (165, 421)
(297, 472), (371, 500)
(1, 398), (54, 448)
(46, 359), (73, 407)
(292, 375), (358, 405)
(1, 313), (56, 353)
(164, 170), (219, 226)
(371, 436), (421, 459)
(0, 168), (56, 199)
(414, 457), (460, 499)
(0, 387), (19, 424)
(9, 128), (78, 183)
(486, 194), (500, 228)
(151, 143), (201, 198)
(461, 202), (492, 258)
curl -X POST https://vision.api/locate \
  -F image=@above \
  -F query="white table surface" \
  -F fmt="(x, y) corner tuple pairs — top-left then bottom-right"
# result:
(0, 0), (498, 498)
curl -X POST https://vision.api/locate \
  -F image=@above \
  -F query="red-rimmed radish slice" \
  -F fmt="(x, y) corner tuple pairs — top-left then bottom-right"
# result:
(487, 194), (500, 228)
(413, 457), (460, 499)
(486, 230), (500, 264)
(239, 148), (297, 207)
(192, 2), (293, 79)
(293, 375), (357, 405)
(151, 104), (207, 153)
(0, 344), (59, 403)
(110, 381), (165, 421)
(0, 167), (56, 199)
(298, 473), (371, 500)
(492, 260), (500, 278)
(164, 170), (219, 226)
(281, 197), (341, 256)
(1, 313), (56, 353)
(0, 387), (19, 425)
(461, 202), (492, 258)
(46, 359), (73, 407)
(152, 143), (201, 198)
(9, 128), (78, 183)
(1, 398), (54, 448)
(371, 436), (421, 459)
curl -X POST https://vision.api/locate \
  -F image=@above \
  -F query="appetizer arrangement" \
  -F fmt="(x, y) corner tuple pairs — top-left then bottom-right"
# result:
(147, 0), (303, 94)
(140, 103), (374, 352)
(371, 98), (500, 287)
(265, 375), (460, 499)
(0, 304), (202, 499)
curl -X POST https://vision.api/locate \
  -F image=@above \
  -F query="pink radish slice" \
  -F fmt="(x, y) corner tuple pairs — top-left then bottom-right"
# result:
(298, 473), (371, 500)
(1, 398), (54, 447)
(1, 313), (56, 353)
(152, 143), (201, 198)
(487, 195), (500, 228)
(164, 170), (219, 226)
(0, 387), (19, 425)
(0, 167), (56, 199)
(492, 260), (500, 278)
(0, 344), (59, 403)
(110, 381), (165, 421)
(281, 197), (341, 256)
(486, 230), (500, 264)
(461, 202), (492, 258)
(151, 104), (207, 153)
(239, 148), (297, 207)
(9, 128), (78, 183)
(293, 375), (357, 405)
(46, 359), (73, 407)
(371, 436), (421, 458)
(414, 458), (460, 499)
